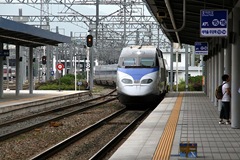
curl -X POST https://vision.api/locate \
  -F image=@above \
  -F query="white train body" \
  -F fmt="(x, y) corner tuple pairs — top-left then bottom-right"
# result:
(94, 64), (117, 86)
(116, 45), (167, 106)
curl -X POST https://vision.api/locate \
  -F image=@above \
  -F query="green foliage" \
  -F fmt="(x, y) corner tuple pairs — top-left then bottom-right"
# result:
(189, 75), (202, 91)
(38, 84), (59, 90)
(189, 75), (202, 84)
(60, 74), (75, 85)
(77, 73), (86, 80)
(173, 78), (185, 91)
(179, 78), (185, 85)
(36, 74), (87, 90)
(179, 83), (186, 91)
(173, 75), (203, 91)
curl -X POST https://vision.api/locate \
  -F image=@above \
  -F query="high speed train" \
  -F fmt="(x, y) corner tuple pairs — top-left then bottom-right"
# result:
(94, 64), (117, 86)
(116, 45), (168, 106)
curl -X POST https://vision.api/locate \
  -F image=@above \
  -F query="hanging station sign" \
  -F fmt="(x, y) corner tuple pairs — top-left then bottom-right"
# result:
(200, 9), (228, 37)
(0, 49), (9, 56)
(195, 42), (208, 55)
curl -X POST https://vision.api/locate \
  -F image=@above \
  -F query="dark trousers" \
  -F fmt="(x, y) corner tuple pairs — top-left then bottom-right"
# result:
(220, 102), (231, 120)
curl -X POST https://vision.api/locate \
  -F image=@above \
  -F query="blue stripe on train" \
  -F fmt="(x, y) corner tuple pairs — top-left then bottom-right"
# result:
(117, 68), (159, 80)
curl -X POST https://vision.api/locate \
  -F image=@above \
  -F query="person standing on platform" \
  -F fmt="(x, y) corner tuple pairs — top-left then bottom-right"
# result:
(219, 74), (231, 125)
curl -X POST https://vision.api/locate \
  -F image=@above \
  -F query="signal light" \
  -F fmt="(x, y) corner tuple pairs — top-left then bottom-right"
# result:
(86, 35), (93, 47)
(42, 56), (47, 65)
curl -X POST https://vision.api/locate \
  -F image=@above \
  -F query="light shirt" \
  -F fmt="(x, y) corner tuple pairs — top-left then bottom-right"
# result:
(222, 81), (230, 102)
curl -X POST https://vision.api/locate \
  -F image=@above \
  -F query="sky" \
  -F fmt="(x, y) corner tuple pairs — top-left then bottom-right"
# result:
(0, 1), (170, 46)
(0, 2), (127, 36)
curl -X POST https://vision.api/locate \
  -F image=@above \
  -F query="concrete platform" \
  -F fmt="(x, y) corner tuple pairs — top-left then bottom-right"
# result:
(0, 90), (88, 114)
(110, 92), (240, 160)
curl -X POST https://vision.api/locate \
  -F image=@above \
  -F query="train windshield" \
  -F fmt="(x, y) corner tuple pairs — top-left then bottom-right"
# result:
(120, 57), (156, 68)
(122, 58), (136, 66)
(140, 58), (155, 67)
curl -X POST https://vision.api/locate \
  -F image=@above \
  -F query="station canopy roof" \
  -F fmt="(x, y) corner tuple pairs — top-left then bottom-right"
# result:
(0, 17), (71, 48)
(145, 0), (238, 45)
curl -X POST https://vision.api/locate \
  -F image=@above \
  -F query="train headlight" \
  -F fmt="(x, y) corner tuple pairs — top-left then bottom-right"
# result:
(121, 78), (133, 84)
(141, 79), (153, 84)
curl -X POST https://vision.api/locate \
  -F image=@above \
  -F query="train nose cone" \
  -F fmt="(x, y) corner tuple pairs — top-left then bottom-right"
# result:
(122, 85), (150, 96)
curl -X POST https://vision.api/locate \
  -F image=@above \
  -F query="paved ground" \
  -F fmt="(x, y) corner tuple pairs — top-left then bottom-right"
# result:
(0, 90), (84, 108)
(110, 92), (240, 160)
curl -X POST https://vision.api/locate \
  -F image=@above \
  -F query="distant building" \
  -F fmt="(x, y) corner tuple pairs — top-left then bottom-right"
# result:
(161, 45), (203, 85)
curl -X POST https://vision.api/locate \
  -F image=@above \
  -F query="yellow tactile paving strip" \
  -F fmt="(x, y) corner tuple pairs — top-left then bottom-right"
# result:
(153, 93), (183, 160)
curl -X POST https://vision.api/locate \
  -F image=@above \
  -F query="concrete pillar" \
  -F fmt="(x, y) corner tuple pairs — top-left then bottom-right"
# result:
(19, 47), (25, 89)
(185, 44), (188, 91)
(55, 27), (60, 79)
(16, 45), (20, 95)
(203, 58), (207, 94)
(170, 43), (173, 91)
(211, 53), (215, 102)
(218, 40), (224, 111)
(213, 49), (218, 106)
(0, 43), (3, 98)
(46, 46), (50, 81)
(224, 46), (231, 75)
(29, 47), (34, 94)
(191, 47), (195, 66)
(207, 42), (212, 98)
(208, 58), (212, 98)
(202, 60), (208, 94)
(70, 32), (74, 74)
(231, 7), (240, 128)
(225, 13), (232, 75)
(89, 46), (94, 90)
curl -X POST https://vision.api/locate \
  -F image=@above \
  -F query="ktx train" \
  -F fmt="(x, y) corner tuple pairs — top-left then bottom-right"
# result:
(116, 45), (168, 106)
(94, 64), (117, 86)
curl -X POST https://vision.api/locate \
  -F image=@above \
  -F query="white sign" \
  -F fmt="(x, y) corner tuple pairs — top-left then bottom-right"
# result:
(86, 63), (90, 69)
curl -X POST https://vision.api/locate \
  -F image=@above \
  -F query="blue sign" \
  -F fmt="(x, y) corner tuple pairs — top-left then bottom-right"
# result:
(50, 70), (54, 76)
(195, 42), (208, 55)
(200, 10), (228, 37)
(0, 49), (9, 56)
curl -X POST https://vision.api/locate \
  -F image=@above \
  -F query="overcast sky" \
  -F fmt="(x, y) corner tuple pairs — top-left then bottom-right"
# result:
(0, 3), (126, 36)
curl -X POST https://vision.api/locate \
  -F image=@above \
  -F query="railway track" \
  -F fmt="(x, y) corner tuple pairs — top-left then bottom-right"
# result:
(90, 108), (150, 160)
(3, 82), (29, 90)
(30, 108), (150, 160)
(0, 88), (153, 160)
(0, 91), (92, 121)
(0, 89), (117, 141)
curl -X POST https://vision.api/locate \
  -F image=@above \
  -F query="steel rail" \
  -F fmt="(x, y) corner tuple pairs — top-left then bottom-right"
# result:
(29, 108), (127, 160)
(89, 108), (151, 160)
(0, 90), (117, 141)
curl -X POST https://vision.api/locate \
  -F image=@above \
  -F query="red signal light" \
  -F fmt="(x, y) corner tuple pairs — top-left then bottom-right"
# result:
(86, 35), (93, 47)
(42, 56), (47, 65)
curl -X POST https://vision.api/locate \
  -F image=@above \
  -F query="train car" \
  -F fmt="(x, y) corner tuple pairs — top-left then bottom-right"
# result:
(116, 45), (168, 107)
(3, 65), (12, 80)
(94, 64), (117, 86)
